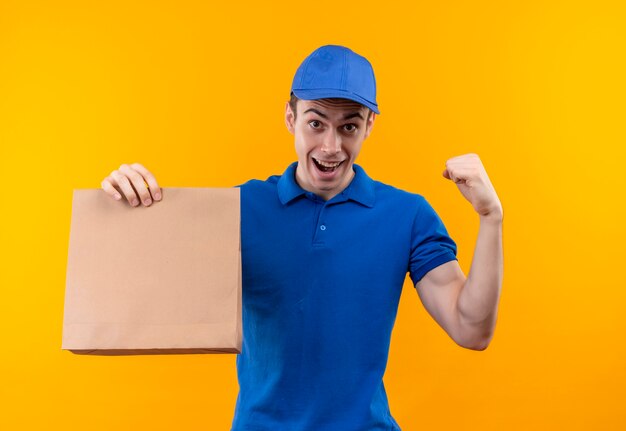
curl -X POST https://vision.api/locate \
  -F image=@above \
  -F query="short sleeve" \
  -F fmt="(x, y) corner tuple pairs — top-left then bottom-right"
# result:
(408, 196), (458, 285)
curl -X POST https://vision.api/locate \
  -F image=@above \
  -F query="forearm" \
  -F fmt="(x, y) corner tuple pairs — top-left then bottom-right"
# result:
(456, 211), (504, 347)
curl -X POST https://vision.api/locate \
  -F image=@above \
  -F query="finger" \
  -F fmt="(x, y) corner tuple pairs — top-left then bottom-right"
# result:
(110, 170), (141, 206)
(446, 168), (478, 185)
(447, 172), (465, 184)
(446, 157), (477, 172)
(130, 162), (162, 201)
(101, 177), (122, 201)
(447, 153), (480, 163)
(443, 166), (464, 183)
(105, 176), (126, 197)
(118, 164), (153, 206)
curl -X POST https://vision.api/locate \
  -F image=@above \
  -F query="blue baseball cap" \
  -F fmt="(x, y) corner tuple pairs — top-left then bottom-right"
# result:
(291, 45), (380, 114)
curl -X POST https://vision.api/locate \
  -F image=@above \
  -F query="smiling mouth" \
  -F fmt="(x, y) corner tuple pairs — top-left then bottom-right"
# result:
(312, 157), (344, 173)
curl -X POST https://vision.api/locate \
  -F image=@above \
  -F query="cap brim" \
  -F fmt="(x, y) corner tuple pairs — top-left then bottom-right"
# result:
(292, 89), (380, 114)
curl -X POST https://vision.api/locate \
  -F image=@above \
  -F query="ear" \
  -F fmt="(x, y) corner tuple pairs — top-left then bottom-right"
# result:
(363, 112), (376, 140)
(285, 101), (295, 135)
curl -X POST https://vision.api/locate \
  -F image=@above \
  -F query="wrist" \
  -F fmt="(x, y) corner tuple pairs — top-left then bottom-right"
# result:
(479, 207), (503, 224)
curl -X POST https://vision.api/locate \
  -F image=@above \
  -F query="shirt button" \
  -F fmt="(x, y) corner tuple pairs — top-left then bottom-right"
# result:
(320, 225), (326, 231)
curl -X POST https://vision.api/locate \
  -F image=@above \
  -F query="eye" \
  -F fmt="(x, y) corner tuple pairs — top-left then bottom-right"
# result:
(343, 123), (358, 133)
(309, 120), (322, 129)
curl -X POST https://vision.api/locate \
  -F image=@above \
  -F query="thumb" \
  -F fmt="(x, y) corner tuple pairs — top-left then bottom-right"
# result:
(442, 169), (451, 179)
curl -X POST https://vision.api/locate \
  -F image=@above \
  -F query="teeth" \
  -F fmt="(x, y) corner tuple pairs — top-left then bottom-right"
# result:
(316, 159), (341, 168)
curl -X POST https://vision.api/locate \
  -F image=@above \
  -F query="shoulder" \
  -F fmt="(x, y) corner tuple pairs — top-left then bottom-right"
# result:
(370, 177), (429, 212)
(235, 173), (283, 207)
(365, 175), (444, 230)
(236, 174), (280, 190)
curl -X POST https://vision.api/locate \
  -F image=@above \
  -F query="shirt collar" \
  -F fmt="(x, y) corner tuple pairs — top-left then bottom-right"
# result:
(277, 162), (375, 208)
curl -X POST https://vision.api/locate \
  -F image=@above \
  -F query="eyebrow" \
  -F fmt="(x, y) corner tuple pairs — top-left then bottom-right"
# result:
(303, 108), (365, 121)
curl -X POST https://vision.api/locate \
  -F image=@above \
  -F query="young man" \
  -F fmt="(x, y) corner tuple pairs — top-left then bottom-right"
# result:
(101, 45), (503, 430)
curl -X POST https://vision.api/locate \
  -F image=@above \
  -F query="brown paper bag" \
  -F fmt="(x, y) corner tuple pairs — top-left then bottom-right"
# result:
(62, 187), (242, 355)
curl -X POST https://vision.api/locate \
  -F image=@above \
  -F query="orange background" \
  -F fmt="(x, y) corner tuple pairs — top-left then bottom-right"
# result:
(1, 1), (625, 429)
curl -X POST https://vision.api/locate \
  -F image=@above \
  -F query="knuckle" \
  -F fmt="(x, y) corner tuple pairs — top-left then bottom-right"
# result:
(129, 172), (145, 184)
(115, 174), (129, 185)
(125, 169), (138, 179)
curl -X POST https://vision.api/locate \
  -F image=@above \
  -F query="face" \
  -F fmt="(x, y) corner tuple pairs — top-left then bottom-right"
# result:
(285, 98), (375, 201)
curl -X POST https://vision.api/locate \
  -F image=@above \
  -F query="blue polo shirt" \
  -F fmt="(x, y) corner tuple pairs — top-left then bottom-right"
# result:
(231, 162), (457, 431)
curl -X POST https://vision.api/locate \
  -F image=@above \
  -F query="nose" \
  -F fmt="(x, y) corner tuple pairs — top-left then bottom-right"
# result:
(321, 130), (341, 155)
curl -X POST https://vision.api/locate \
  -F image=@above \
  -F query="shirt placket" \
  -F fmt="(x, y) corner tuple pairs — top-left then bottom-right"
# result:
(307, 193), (328, 247)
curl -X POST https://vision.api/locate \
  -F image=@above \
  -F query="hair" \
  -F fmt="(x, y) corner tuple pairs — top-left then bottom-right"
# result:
(289, 93), (374, 121)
